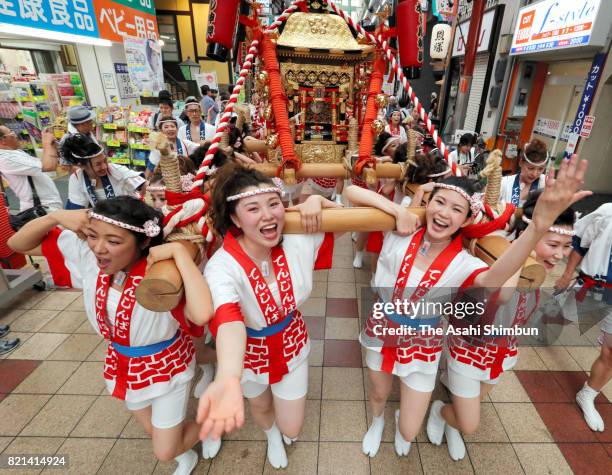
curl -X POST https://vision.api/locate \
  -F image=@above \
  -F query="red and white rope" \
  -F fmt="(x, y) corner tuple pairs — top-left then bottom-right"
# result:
(323, 0), (461, 176)
(192, 0), (307, 189)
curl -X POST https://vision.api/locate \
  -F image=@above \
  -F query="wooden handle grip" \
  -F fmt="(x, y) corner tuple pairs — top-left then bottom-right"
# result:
(135, 241), (200, 312)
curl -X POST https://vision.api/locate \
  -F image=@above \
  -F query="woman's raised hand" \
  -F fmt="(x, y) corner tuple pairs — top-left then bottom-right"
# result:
(52, 209), (90, 239)
(197, 375), (245, 441)
(531, 155), (591, 233)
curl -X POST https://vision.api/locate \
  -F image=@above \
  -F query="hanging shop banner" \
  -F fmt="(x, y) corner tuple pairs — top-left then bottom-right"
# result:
(570, 52), (607, 135)
(0, 0), (158, 44)
(123, 36), (164, 96)
(0, 0), (100, 38)
(93, 0), (158, 43)
(511, 0), (605, 55)
(195, 72), (219, 92)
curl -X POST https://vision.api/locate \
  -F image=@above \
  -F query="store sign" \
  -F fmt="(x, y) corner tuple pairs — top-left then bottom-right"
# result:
(580, 115), (595, 138)
(533, 117), (561, 139)
(452, 9), (495, 57)
(93, 0), (158, 43)
(0, 0), (100, 38)
(511, 0), (602, 54)
(0, 0), (158, 43)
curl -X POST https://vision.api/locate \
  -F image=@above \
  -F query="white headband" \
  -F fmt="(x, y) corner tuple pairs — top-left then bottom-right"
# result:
(72, 150), (103, 160)
(226, 182), (284, 202)
(381, 136), (400, 155)
(521, 215), (575, 236)
(523, 143), (549, 166)
(427, 167), (452, 178)
(432, 183), (484, 216)
(147, 185), (166, 192)
(88, 211), (161, 237)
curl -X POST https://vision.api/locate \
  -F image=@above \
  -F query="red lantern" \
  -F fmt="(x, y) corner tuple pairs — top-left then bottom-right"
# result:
(397, 0), (424, 79)
(206, 0), (241, 62)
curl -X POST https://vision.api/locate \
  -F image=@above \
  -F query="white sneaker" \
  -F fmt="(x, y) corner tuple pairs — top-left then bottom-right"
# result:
(576, 384), (605, 432)
(362, 413), (385, 457)
(201, 437), (222, 459)
(353, 251), (364, 268)
(394, 409), (411, 456)
(193, 364), (215, 398)
(445, 424), (466, 461)
(173, 449), (198, 475)
(351, 232), (358, 242)
(426, 400), (446, 445)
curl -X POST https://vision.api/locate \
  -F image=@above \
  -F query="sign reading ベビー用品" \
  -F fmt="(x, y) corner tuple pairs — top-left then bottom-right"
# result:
(511, 0), (606, 55)
(0, 0), (158, 43)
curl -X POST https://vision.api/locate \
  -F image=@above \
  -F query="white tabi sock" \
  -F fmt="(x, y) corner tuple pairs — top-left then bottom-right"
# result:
(282, 434), (297, 446)
(362, 413), (385, 457)
(394, 409), (412, 456)
(576, 382), (605, 432)
(193, 363), (215, 398)
(264, 423), (288, 469)
(353, 251), (364, 268)
(201, 437), (222, 459)
(445, 424), (466, 461)
(426, 400), (446, 445)
(173, 449), (198, 475)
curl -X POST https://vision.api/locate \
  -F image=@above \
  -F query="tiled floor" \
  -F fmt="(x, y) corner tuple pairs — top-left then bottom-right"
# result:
(0, 235), (610, 474)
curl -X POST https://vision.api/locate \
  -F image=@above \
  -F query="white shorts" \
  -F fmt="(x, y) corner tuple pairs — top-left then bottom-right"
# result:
(242, 358), (309, 401)
(447, 366), (500, 399)
(125, 382), (190, 429)
(365, 349), (437, 393)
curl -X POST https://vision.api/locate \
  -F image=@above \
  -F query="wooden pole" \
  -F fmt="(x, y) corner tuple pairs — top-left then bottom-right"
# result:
(249, 162), (405, 179)
(136, 207), (544, 311)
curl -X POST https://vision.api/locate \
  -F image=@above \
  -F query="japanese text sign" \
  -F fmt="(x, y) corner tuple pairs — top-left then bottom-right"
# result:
(511, 0), (602, 54)
(0, 0), (158, 43)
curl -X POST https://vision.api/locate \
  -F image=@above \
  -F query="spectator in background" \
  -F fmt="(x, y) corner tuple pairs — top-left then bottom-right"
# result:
(178, 97), (215, 149)
(386, 95), (400, 119)
(0, 126), (62, 213)
(59, 105), (98, 167)
(150, 96), (185, 131)
(200, 85), (219, 125)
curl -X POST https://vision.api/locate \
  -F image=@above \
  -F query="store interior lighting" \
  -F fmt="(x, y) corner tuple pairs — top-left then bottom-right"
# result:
(0, 24), (112, 47)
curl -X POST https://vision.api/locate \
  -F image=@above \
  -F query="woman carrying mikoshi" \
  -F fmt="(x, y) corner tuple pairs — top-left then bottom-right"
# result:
(435, 189), (583, 461)
(196, 163), (341, 469)
(9, 196), (212, 475)
(342, 155), (589, 459)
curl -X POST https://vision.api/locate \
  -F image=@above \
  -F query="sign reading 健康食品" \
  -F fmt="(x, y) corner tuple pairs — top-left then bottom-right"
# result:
(0, 0), (158, 44)
(510, 0), (609, 55)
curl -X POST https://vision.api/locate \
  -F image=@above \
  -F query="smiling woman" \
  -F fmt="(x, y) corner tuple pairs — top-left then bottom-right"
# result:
(7, 196), (214, 474)
(198, 162), (341, 469)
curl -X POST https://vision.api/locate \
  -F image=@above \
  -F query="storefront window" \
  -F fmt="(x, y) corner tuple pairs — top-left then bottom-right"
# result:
(158, 15), (180, 63)
(0, 48), (36, 75)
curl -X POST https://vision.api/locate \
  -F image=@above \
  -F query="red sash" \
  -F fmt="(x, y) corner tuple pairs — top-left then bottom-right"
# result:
(223, 232), (298, 384)
(381, 228), (463, 372)
(95, 259), (146, 399)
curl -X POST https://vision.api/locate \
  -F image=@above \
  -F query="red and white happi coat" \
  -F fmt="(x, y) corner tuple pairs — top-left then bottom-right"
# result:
(204, 231), (334, 385)
(447, 289), (540, 381)
(360, 229), (488, 377)
(41, 228), (202, 402)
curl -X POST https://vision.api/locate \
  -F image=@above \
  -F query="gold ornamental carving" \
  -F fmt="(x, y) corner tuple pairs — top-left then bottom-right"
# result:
(277, 12), (365, 51)
(296, 142), (347, 164)
(280, 63), (353, 89)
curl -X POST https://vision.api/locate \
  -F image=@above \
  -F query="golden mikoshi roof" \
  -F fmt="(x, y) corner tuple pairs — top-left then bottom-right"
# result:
(277, 12), (365, 51)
